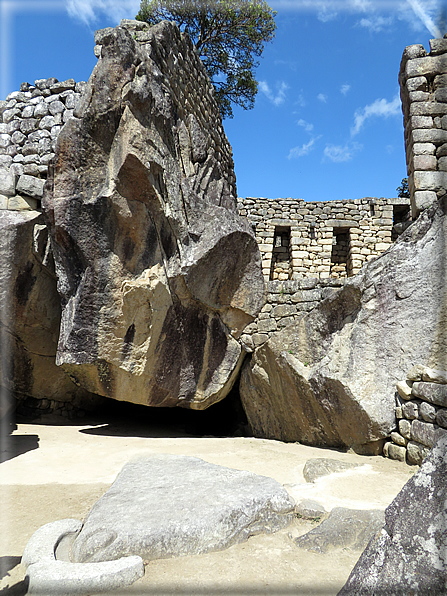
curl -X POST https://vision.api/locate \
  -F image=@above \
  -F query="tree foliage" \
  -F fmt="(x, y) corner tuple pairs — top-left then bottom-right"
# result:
(397, 177), (410, 198)
(136, 0), (277, 118)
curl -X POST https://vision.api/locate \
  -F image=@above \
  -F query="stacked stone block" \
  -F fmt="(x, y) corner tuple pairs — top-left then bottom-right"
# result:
(240, 278), (344, 350)
(399, 37), (447, 217)
(0, 78), (86, 211)
(384, 366), (447, 465)
(238, 197), (410, 281)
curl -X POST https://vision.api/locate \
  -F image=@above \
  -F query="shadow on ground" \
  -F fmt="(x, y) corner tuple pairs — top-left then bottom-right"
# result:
(79, 386), (249, 440)
(0, 435), (39, 464)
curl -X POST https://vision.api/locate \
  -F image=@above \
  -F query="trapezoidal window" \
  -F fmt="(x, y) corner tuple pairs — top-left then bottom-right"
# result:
(330, 228), (352, 278)
(392, 204), (412, 241)
(270, 226), (291, 281)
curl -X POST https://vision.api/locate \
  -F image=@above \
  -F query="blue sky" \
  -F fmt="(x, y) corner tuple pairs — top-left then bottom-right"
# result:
(1, 0), (445, 201)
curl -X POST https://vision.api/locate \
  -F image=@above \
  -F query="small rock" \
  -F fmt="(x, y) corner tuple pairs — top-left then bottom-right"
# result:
(16, 174), (45, 199)
(422, 367), (447, 384)
(303, 459), (360, 483)
(390, 431), (407, 446)
(396, 380), (412, 400)
(295, 499), (326, 520)
(401, 400), (419, 420)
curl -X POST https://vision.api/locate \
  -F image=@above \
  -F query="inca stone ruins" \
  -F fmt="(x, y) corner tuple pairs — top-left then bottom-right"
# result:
(1, 18), (447, 596)
(1, 18), (446, 450)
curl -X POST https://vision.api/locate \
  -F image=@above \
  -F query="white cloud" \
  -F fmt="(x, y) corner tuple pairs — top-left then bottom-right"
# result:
(288, 136), (321, 158)
(317, 93), (327, 103)
(66, 0), (141, 25)
(359, 15), (393, 32)
(294, 93), (306, 107)
(404, 0), (442, 37)
(259, 80), (288, 106)
(340, 84), (351, 95)
(297, 118), (314, 132)
(351, 95), (401, 136)
(323, 142), (361, 162)
(318, 8), (338, 22)
(270, 0), (443, 37)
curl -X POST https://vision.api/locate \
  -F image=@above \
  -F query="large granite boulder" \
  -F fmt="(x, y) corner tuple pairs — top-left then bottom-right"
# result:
(0, 211), (97, 415)
(240, 197), (447, 452)
(71, 455), (295, 562)
(338, 435), (447, 595)
(42, 21), (264, 410)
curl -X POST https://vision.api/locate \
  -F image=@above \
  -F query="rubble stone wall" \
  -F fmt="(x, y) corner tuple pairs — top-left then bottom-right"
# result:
(240, 278), (345, 350)
(0, 78), (87, 210)
(399, 37), (447, 217)
(385, 366), (447, 465)
(237, 196), (411, 282)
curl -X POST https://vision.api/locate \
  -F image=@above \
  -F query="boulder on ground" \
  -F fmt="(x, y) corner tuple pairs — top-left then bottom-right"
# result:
(71, 455), (295, 562)
(295, 507), (385, 554)
(338, 436), (447, 595)
(240, 197), (447, 452)
(0, 211), (97, 414)
(302, 458), (361, 483)
(42, 21), (264, 410)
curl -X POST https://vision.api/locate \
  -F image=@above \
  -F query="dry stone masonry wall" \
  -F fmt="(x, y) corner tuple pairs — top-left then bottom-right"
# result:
(384, 366), (447, 465)
(400, 36), (447, 217)
(237, 196), (411, 282)
(240, 278), (344, 350)
(0, 78), (87, 210)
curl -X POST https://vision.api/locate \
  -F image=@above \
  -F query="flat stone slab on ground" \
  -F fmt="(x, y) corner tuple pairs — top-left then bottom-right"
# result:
(295, 507), (385, 554)
(303, 458), (361, 483)
(71, 454), (295, 563)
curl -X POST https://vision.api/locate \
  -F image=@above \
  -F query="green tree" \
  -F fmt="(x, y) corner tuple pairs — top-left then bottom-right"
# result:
(397, 177), (410, 198)
(136, 0), (277, 118)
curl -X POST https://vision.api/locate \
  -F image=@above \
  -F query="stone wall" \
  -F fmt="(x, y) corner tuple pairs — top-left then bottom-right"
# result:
(399, 36), (447, 217)
(237, 196), (411, 282)
(0, 78), (87, 210)
(240, 278), (344, 350)
(384, 366), (447, 465)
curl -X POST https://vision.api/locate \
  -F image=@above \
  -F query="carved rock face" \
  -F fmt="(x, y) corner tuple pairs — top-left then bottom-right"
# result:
(42, 21), (264, 409)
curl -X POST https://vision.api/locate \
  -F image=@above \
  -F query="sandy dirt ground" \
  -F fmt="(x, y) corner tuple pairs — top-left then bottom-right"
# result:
(0, 407), (415, 596)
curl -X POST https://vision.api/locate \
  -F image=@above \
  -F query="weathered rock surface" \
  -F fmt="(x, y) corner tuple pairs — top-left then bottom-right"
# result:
(42, 21), (264, 410)
(71, 454), (295, 562)
(0, 211), (97, 413)
(295, 508), (385, 554)
(240, 197), (447, 452)
(338, 435), (447, 595)
(302, 458), (361, 483)
(295, 499), (326, 520)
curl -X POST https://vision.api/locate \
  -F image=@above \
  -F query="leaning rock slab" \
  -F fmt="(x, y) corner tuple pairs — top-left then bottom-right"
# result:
(295, 508), (385, 554)
(338, 435), (447, 595)
(0, 211), (98, 412)
(42, 20), (264, 410)
(71, 454), (295, 562)
(241, 197), (447, 452)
